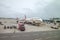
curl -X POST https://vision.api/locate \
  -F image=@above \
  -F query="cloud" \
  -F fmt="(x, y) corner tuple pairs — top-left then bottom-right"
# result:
(0, 0), (60, 19)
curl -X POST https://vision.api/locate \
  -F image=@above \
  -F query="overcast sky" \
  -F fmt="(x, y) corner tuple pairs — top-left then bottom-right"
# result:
(0, 0), (60, 19)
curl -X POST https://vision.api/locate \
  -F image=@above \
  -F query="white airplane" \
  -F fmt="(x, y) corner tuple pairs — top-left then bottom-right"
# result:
(25, 17), (43, 26)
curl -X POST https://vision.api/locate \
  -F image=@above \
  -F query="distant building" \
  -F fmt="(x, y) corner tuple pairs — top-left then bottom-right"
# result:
(43, 19), (54, 23)
(50, 18), (60, 23)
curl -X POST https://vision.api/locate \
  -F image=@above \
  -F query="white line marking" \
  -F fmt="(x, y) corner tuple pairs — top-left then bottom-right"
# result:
(46, 37), (52, 39)
(0, 36), (8, 38)
(33, 34), (38, 36)
(11, 36), (16, 37)
(46, 36), (58, 39)
(10, 35), (20, 37)
(35, 38), (42, 40)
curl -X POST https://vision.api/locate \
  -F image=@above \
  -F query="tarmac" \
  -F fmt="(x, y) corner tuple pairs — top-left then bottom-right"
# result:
(0, 18), (60, 33)
(0, 30), (60, 40)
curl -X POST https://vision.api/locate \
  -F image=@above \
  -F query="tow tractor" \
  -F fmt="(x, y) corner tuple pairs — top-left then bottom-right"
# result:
(18, 21), (25, 31)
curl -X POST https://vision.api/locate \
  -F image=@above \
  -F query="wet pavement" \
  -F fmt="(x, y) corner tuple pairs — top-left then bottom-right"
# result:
(0, 30), (60, 40)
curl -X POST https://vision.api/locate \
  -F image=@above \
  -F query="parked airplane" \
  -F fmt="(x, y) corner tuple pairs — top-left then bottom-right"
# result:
(25, 17), (43, 26)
